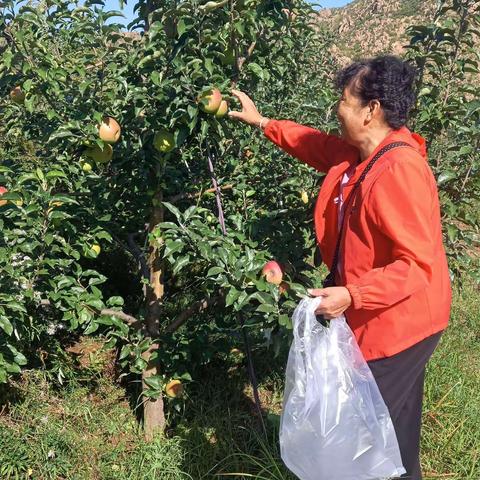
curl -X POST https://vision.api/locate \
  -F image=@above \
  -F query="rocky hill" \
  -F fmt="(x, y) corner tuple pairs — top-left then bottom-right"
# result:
(314, 0), (438, 64)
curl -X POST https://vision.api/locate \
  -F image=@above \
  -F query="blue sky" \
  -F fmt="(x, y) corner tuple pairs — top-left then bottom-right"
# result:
(104, 0), (353, 27)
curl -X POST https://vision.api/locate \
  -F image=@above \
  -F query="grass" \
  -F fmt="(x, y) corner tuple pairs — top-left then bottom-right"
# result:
(0, 279), (478, 480)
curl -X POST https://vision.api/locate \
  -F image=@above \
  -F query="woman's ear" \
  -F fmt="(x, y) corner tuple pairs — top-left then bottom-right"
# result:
(365, 99), (381, 123)
(369, 99), (381, 117)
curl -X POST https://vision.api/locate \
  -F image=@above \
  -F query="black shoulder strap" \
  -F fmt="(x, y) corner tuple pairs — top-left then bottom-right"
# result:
(323, 141), (412, 288)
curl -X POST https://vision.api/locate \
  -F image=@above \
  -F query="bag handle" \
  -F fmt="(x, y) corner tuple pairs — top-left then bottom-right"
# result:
(322, 141), (412, 288)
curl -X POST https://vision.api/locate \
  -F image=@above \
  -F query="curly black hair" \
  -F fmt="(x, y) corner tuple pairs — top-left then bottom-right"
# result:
(334, 56), (417, 129)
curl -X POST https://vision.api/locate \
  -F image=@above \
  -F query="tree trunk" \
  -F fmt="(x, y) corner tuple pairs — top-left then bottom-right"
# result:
(142, 190), (165, 440)
(142, 342), (164, 441)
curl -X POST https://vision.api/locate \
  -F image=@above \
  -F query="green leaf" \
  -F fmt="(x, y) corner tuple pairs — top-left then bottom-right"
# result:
(162, 202), (182, 221)
(6, 301), (26, 313)
(172, 255), (190, 275)
(177, 18), (187, 36)
(119, 345), (132, 360)
(447, 224), (459, 243)
(247, 62), (264, 80)
(204, 58), (214, 75)
(256, 304), (277, 314)
(6, 363), (21, 374)
(144, 375), (163, 390)
(278, 314), (292, 328)
(48, 130), (74, 142)
(0, 316), (13, 336)
(164, 240), (184, 257)
(23, 79), (33, 92)
(88, 299), (104, 310)
(459, 146), (473, 156)
(437, 171), (457, 185)
(151, 71), (162, 86)
(46, 170), (67, 179)
(84, 320), (99, 335)
(107, 296), (124, 306)
(156, 222), (179, 230)
(226, 288), (241, 307)
(207, 266), (224, 276)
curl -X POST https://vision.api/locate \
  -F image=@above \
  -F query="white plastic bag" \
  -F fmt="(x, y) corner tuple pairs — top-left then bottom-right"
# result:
(279, 297), (406, 480)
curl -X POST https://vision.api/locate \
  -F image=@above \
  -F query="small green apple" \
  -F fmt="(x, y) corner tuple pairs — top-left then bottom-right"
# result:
(86, 144), (113, 164)
(153, 129), (175, 153)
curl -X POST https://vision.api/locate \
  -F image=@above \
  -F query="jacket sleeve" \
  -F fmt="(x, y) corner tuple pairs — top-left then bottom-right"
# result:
(263, 119), (355, 173)
(345, 155), (437, 310)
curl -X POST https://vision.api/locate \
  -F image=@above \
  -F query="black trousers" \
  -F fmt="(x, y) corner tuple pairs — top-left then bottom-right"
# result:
(367, 331), (443, 480)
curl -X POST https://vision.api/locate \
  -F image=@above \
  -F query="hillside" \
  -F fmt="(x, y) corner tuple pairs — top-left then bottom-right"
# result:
(315, 0), (438, 64)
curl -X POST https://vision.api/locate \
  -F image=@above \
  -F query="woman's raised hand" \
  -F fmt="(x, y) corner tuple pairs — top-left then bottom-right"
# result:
(228, 89), (266, 127)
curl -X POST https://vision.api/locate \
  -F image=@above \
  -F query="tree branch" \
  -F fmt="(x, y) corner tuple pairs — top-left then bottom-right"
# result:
(100, 308), (142, 328)
(40, 299), (145, 331)
(41, 293), (223, 335)
(164, 295), (223, 334)
(167, 184), (233, 205)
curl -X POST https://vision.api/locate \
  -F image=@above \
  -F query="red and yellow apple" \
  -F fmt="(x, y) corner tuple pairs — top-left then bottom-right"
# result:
(10, 86), (25, 104)
(98, 117), (121, 144)
(281, 8), (297, 21)
(198, 88), (222, 114)
(262, 260), (283, 285)
(214, 100), (228, 119)
(0, 186), (7, 206)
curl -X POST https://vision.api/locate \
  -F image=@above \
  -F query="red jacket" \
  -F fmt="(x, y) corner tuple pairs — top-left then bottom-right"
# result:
(264, 120), (451, 361)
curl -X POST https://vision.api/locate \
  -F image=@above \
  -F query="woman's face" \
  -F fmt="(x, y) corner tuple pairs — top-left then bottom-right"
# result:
(336, 84), (371, 146)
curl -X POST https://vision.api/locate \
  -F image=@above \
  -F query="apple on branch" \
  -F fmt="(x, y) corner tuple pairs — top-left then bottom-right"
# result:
(215, 100), (229, 119)
(197, 88), (223, 114)
(98, 117), (121, 144)
(0, 186), (8, 206)
(85, 144), (113, 164)
(153, 129), (175, 153)
(165, 379), (183, 398)
(262, 260), (283, 285)
(10, 86), (26, 104)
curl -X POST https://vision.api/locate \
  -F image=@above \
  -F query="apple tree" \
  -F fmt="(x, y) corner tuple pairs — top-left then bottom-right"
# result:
(0, 0), (338, 437)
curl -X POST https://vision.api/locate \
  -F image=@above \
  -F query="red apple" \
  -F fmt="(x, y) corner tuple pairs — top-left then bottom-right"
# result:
(262, 260), (283, 285)
(0, 186), (7, 207)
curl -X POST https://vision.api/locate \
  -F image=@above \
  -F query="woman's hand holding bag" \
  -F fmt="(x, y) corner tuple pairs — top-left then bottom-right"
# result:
(279, 297), (406, 480)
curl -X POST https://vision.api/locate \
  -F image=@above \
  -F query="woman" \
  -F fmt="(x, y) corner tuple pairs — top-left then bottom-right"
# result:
(228, 55), (451, 480)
